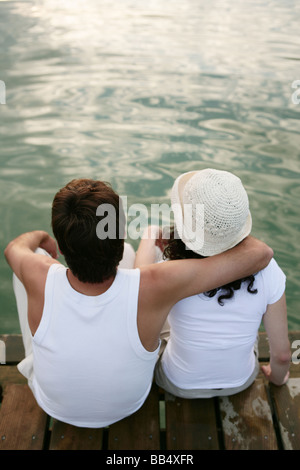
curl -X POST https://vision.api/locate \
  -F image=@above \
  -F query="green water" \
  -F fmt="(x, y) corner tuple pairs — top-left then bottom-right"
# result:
(0, 0), (299, 333)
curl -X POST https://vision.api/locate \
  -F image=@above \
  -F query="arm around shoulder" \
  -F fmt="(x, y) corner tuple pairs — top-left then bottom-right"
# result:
(148, 235), (273, 307)
(137, 236), (273, 349)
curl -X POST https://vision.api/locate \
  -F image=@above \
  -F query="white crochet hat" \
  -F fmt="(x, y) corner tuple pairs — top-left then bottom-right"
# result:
(171, 168), (252, 256)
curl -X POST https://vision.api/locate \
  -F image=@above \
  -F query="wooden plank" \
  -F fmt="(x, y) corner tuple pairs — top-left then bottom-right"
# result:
(271, 378), (300, 450)
(1, 331), (297, 364)
(49, 420), (104, 450)
(219, 379), (278, 450)
(260, 362), (300, 379)
(257, 332), (270, 361)
(0, 365), (27, 400)
(0, 365), (27, 385)
(259, 331), (300, 362)
(0, 332), (299, 452)
(108, 383), (160, 450)
(165, 395), (219, 450)
(0, 384), (48, 450)
(289, 363), (300, 377)
(0, 335), (24, 363)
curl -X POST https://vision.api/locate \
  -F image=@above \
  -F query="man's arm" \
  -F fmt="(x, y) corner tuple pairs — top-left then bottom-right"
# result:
(4, 230), (60, 287)
(261, 294), (291, 385)
(5, 231), (61, 335)
(135, 226), (274, 351)
(135, 226), (273, 295)
(140, 234), (273, 305)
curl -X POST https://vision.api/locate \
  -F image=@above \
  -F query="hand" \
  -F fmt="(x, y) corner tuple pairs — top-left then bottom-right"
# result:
(261, 364), (290, 386)
(39, 233), (59, 259)
(142, 225), (161, 240)
(135, 226), (164, 267)
(141, 225), (169, 252)
(155, 227), (169, 253)
(261, 364), (272, 380)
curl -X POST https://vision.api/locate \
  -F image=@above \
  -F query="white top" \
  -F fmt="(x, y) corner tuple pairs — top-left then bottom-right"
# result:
(161, 258), (286, 389)
(31, 264), (159, 427)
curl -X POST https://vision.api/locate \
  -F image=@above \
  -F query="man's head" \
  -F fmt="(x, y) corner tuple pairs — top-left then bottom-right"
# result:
(51, 179), (125, 283)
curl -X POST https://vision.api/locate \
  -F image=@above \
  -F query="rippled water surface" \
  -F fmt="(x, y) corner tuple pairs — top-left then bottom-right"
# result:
(0, 0), (300, 332)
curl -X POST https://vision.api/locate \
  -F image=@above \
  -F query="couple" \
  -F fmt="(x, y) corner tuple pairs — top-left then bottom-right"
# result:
(4, 169), (290, 428)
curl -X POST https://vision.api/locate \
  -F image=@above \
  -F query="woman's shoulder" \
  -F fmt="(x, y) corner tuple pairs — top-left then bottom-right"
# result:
(257, 257), (286, 304)
(259, 257), (285, 277)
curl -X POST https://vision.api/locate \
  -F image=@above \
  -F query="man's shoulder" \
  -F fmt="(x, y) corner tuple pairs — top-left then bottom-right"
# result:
(23, 252), (60, 272)
(21, 255), (61, 293)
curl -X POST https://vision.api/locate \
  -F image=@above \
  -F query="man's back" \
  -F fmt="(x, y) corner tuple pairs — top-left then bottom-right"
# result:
(31, 264), (159, 428)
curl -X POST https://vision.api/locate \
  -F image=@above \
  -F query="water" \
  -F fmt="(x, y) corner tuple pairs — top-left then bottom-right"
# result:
(0, 0), (299, 333)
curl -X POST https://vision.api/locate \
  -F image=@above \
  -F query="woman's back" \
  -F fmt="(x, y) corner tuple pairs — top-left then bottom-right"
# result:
(160, 258), (286, 390)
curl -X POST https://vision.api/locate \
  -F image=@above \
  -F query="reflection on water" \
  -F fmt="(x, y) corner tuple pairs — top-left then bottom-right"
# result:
(0, 0), (300, 332)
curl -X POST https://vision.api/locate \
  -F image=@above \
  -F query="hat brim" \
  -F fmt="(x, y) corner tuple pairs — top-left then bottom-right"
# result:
(171, 171), (197, 245)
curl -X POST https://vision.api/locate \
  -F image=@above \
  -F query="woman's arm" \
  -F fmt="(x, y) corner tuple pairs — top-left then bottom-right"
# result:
(134, 225), (163, 267)
(262, 294), (291, 385)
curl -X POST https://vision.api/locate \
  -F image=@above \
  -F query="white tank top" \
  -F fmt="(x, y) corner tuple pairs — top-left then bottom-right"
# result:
(161, 258), (286, 389)
(31, 264), (159, 427)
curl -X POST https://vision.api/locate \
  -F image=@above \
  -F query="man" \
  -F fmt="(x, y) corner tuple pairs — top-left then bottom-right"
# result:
(4, 178), (273, 428)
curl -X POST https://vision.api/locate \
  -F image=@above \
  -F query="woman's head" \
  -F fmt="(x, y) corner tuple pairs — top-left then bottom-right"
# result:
(166, 169), (256, 305)
(171, 168), (252, 256)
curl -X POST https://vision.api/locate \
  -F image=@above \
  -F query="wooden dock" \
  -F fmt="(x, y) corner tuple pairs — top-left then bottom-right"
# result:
(0, 332), (299, 451)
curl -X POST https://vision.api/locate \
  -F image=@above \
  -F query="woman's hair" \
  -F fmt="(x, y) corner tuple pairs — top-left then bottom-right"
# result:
(163, 229), (257, 305)
(51, 178), (125, 284)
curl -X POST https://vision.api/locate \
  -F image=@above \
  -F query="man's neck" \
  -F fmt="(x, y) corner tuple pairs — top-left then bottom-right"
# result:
(66, 269), (115, 296)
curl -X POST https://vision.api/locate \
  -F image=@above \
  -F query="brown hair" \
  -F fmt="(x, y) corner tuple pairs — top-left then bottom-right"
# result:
(164, 228), (257, 305)
(51, 179), (125, 283)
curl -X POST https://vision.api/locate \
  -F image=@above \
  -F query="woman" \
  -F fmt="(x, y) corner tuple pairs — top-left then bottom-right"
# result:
(135, 168), (290, 398)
